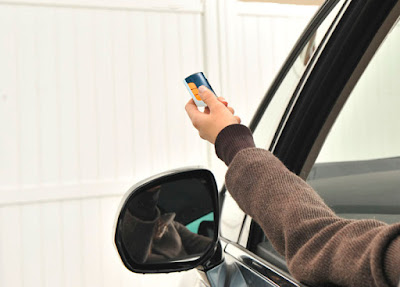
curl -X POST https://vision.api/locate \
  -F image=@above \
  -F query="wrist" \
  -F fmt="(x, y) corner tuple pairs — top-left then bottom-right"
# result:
(215, 124), (255, 165)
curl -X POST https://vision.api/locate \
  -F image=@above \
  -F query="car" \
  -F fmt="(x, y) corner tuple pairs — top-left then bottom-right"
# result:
(113, 0), (400, 286)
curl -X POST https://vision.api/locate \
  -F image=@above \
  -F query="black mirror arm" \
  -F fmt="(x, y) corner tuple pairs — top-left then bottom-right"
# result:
(198, 241), (224, 272)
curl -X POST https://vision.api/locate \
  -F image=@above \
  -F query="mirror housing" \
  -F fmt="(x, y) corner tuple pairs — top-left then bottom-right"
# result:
(114, 168), (220, 273)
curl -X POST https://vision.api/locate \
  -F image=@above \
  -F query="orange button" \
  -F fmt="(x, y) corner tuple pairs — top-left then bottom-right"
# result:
(188, 82), (197, 90)
(192, 89), (201, 101)
(188, 82), (202, 101)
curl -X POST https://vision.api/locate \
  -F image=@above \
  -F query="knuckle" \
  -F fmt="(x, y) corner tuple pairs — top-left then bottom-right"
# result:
(192, 118), (199, 129)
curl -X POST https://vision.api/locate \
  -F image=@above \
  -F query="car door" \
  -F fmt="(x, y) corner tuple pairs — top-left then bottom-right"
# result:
(216, 0), (400, 286)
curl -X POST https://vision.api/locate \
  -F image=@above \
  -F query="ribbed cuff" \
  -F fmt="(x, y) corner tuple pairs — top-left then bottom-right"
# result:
(215, 124), (256, 166)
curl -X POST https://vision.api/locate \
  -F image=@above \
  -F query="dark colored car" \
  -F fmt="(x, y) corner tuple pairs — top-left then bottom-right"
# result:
(114, 0), (400, 286)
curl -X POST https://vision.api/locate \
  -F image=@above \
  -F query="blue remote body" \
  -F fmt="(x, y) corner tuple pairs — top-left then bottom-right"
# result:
(184, 72), (216, 107)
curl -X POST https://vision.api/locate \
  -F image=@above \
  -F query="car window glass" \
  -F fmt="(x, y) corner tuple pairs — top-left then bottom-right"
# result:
(252, 0), (346, 149)
(220, 192), (247, 240)
(221, 1), (346, 245)
(221, 1), (346, 244)
(307, 17), (400, 223)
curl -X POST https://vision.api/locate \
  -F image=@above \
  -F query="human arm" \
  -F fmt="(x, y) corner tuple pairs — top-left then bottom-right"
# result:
(185, 86), (400, 286)
(121, 187), (161, 263)
(121, 207), (159, 264)
(224, 145), (400, 287)
(173, 221), (213, 255)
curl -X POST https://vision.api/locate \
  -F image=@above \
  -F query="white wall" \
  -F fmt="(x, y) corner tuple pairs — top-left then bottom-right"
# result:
(0, 0), (316, 286)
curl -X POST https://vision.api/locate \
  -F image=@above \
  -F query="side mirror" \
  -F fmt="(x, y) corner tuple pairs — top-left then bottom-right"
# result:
(114, 168), (220, 273)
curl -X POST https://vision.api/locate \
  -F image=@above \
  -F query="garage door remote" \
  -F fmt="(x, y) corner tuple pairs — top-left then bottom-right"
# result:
(184, 72), (216, 107)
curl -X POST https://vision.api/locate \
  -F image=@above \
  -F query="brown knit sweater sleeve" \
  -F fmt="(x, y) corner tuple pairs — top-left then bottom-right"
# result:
(225, 148), (400, 287)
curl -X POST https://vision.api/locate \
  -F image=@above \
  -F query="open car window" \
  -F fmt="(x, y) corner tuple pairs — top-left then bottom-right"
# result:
(254, 11), (400, 273)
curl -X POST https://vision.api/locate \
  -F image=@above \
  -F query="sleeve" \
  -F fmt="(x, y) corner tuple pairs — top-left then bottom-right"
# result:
(121, 208), (160, 264)
(225, 148), (400, 287)
(215, 124), (255, 165)
(174, 222), (213, 255)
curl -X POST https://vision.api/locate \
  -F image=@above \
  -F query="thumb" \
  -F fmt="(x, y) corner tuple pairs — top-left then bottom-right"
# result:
(199, 86), (219, 108)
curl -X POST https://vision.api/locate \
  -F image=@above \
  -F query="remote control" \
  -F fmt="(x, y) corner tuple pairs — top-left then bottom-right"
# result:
(184, 72), (216, 107)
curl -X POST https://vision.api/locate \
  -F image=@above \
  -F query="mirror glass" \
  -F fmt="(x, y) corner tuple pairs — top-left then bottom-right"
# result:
(116, 173), (216, 267)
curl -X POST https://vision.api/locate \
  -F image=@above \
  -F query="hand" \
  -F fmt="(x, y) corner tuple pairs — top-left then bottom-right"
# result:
(185, 86), (241, 144)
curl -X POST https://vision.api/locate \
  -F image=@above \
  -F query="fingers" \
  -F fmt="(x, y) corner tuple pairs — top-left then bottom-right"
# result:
(185, 99), (201, 121)
(218, 97), (228, 107)
(187, 94), (237, 120)
(198, 86), (219, 108)
(203, 105), (234, 115)
(235, 116), (241, 124)
(217, 97), (234, 114)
